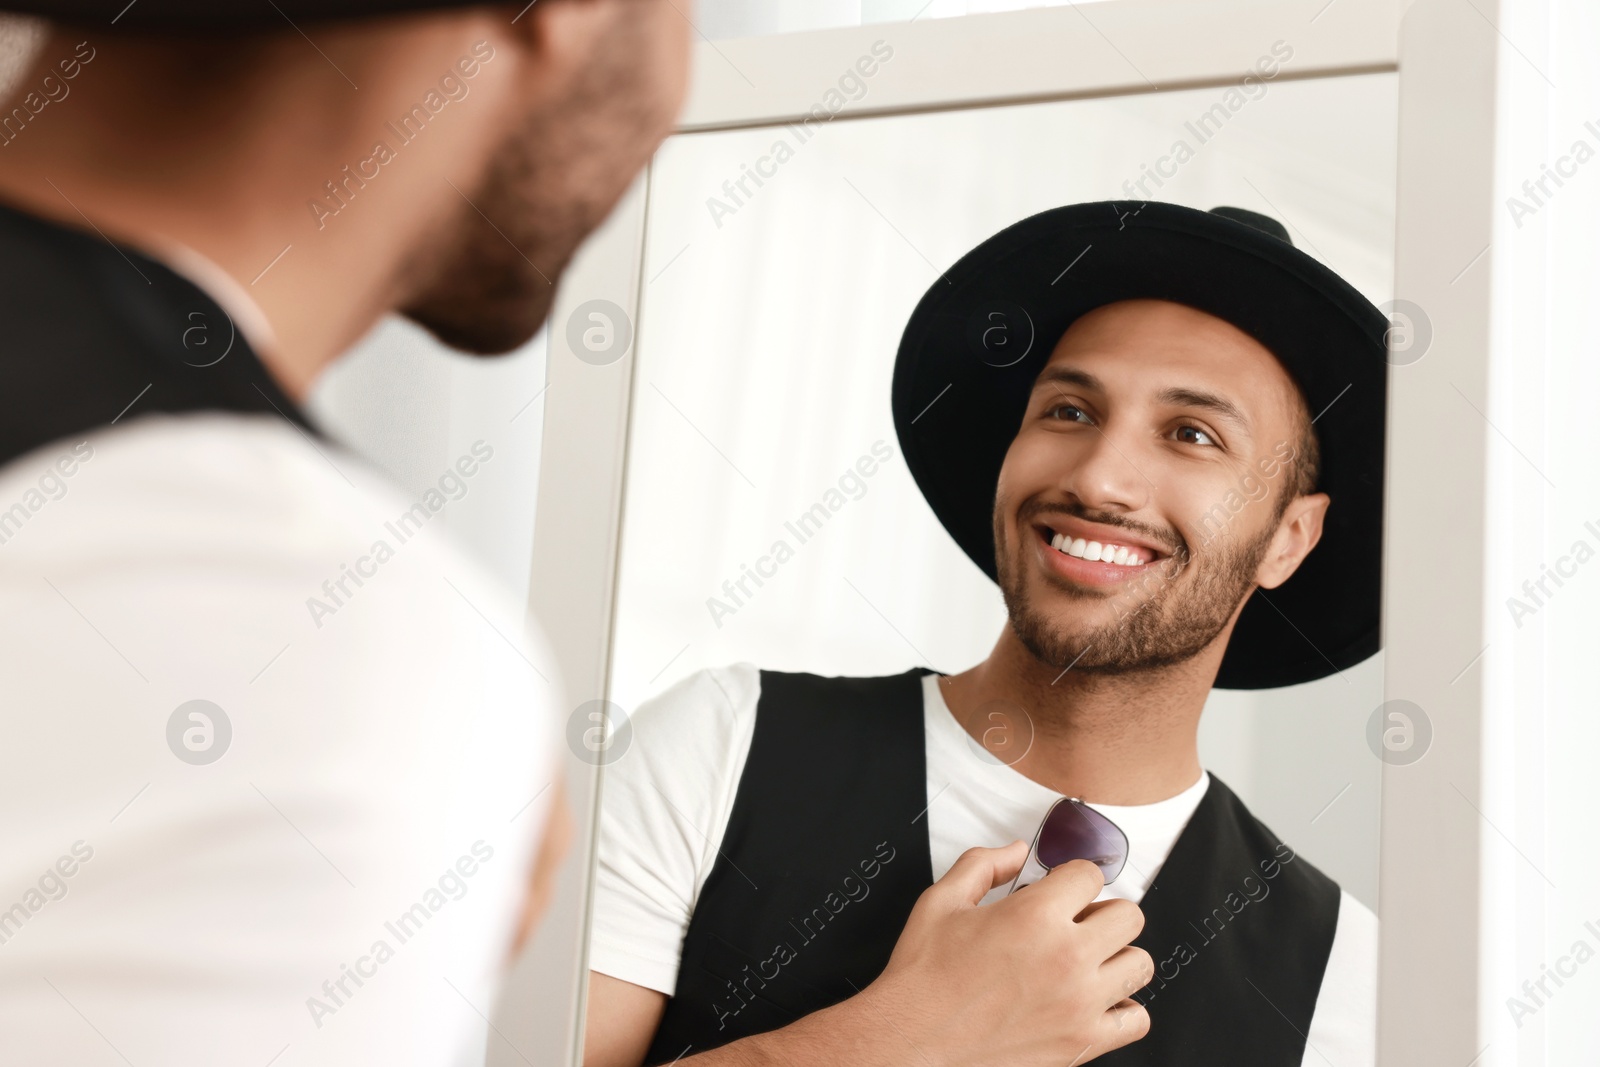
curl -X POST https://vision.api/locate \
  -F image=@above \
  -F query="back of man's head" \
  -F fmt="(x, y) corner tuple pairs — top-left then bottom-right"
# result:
(0, 2), (690, 391)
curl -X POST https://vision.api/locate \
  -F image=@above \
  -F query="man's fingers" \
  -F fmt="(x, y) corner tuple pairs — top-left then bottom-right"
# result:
(1075, 897), (1146, 958)
(1027, 858), (1107, 913)
(1099, 945), (1155, 1009)
(1097, 997), (1152, 1053)
(928, 841), (1030, 907)
(1062, 998), (1151, 1063)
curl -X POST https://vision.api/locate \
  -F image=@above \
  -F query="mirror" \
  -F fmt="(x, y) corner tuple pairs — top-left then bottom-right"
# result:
(588, 67), (1395, 1063)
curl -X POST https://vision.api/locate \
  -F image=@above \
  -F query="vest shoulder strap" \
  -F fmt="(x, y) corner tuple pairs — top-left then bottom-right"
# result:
(1102, 774), (1342, 1065)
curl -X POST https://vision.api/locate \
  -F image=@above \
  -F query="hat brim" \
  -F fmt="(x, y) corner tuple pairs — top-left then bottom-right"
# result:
(891, 201), (1388, 690)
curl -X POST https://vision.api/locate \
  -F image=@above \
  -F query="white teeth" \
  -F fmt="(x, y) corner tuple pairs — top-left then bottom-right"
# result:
(1049, 531), (1150, 567)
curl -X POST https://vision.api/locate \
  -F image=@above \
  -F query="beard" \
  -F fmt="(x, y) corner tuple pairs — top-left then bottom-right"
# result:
(394, 131), (576, 356)
(995, 497), (1277, 676)
(397, 15), (677, 356)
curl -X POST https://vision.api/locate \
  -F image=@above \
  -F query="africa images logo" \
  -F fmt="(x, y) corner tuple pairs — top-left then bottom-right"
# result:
(166, 700), (232, 765)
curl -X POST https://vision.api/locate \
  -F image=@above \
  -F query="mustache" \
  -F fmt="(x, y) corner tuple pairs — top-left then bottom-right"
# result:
(1016, 498), (1188, 562)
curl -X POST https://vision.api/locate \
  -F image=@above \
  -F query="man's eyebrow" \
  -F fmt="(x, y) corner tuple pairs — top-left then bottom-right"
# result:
(1157, 386), (1253, 435)
(1032, 365), (1103, 393)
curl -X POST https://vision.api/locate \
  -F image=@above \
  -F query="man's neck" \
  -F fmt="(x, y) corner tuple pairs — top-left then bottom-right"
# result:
(940, 627), (1219, 806)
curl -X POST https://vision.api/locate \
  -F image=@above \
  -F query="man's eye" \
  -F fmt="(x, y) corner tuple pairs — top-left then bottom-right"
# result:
(1047, 404), (1091, 424)
(1175, 425), (1216, 447)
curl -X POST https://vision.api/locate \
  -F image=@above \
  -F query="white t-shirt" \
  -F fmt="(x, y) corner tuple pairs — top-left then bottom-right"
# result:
(592, 665), (1377, 1067)
(0, 414), (560, 1067)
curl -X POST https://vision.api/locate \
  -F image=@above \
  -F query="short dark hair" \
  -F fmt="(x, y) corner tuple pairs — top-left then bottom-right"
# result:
(1279, 387), (1322, 510)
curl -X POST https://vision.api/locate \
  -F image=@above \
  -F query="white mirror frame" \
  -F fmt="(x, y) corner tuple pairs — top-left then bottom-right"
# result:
(506, 0), (1561, 1061)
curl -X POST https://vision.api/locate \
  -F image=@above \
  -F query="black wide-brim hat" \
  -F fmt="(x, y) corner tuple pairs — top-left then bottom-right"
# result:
(3, 0), (473, 25)
(892, 201), (1388, 690)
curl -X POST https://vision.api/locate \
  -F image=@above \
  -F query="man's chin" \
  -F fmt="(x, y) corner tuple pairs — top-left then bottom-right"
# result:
(402, 289), (556, 357)
(1010, 582), (1187, 675)
(1016, 623), (1170, 677)
(1013, 609), (1121, 668)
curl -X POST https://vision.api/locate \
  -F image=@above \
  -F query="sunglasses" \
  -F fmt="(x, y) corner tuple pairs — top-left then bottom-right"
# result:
(1008, 796), (1130, 894)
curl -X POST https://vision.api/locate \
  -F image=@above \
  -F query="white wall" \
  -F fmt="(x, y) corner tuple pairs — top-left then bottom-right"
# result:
(1378, 0), (1600, 1059)
(1487, 0), (1600, 1059)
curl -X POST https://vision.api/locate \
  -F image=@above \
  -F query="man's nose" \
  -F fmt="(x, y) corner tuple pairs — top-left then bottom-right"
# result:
(1057, 425), (1151, 514)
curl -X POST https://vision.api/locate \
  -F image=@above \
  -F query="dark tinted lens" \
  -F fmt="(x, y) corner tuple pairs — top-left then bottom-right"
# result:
(1036, 799), (1129, 884)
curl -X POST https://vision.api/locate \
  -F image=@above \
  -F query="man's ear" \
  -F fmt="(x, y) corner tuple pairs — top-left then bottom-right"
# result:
(506, 0), (621, 96)
(1255, 492), (1330, 590)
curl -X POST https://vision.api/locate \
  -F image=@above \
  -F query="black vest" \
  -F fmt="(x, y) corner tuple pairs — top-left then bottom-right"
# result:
(645, 669), (1342, 1066)
(0, 198), (316, 469)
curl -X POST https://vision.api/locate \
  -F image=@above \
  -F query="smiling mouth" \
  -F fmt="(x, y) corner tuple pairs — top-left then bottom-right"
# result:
(1034, 522), (1170, 570)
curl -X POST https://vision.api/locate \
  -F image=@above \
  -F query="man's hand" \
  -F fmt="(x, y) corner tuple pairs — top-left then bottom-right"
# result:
(584, 841), (1152, 1067)
(846, 841), (1152, 1066)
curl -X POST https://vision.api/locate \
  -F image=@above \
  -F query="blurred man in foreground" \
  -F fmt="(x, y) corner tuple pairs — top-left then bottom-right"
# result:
(0, 3), (685, 1062)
